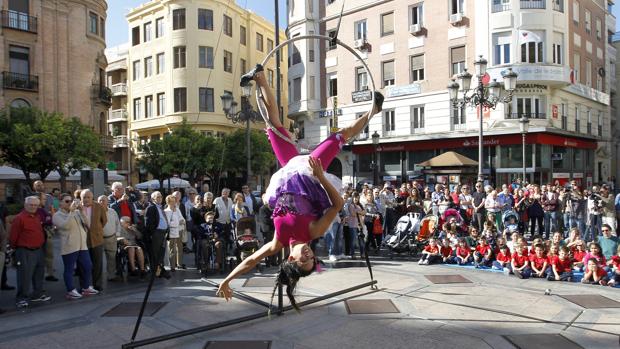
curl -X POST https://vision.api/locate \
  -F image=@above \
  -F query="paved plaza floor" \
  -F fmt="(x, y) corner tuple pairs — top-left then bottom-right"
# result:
(0, 253), (618, 349)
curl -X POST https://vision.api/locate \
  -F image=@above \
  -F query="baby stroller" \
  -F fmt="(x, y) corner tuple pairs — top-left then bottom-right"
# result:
(441, 208), (467, 233)
(383, 212), (422, 256)
(416, 214), (438, 243)
(234, 216), (262, 272)
(502, 210), (520, 233)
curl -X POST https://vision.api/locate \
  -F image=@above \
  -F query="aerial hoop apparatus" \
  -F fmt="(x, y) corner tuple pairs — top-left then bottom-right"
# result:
(254, 34), (378, 146)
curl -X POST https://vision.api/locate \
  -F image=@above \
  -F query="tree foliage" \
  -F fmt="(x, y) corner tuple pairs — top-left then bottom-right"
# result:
(221, 128), (276, 176)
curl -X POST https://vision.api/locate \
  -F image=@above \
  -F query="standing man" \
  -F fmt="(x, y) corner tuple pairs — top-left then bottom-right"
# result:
(79, 190), (107, 291)
(109, 182), (137, 224)
(145, 191), (170, 279)
(32, 180), (57, 282)
(541, 185), (558, 239)
(599, 184), (617, 235)
(10, 196), (51, 308)
(241, 184), (259, 215)
(213, 188), (233, 250)
(97, 196), (122, 282)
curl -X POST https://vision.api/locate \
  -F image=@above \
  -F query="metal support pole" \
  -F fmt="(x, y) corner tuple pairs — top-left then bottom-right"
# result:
(477, 78), (484, 183)
(121, 280), (378, 349)
(522, 132), (526, 182)
(274, 0), (283, 314)
(246, 116), (251, 184)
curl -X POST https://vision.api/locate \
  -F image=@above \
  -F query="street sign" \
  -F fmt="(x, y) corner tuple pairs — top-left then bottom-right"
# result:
(351, 90), (372, 103)
(551, 153), (563, 161)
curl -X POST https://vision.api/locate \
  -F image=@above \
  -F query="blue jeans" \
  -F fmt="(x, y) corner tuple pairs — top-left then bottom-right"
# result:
(492, 261), (508, 270)
(324, 222), (342, 256)
(547, 270), (573, 281)
(543, 211), (557, 238)
(562, 212), (571, 237)
(585, 215), (602, 242)
(62, 250), (93, 292)
(348, 227), (364, 256)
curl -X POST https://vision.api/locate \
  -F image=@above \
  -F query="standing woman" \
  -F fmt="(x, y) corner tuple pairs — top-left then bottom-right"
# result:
(52, 193), (98, 299)
(514, 188), (528, 234)
(164, 195), (185, 272)
(406, 188), (424, 215)
(363, 192), (382, 254)
(347, 192), (366, 259)
(527, 185), (544, 238)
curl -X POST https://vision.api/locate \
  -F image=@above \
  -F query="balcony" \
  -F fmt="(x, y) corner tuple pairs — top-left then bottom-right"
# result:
(520, 0), (545, 9)
(108, 109), (128, 123)
(552, 0), (564, 12)
(491, 2), (511, 13)
(507, 113), (547, 119)
(1, 10), (37, 33)
(110, 83), (127, 96)
(113, 135), (129, 148)
(2, 71), (38, 91)
(93, 85), (112, 105)
(100, 135), (113, 151)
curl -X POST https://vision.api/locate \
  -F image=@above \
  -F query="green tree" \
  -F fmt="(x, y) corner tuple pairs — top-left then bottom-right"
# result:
(137, 138), (175, 192)
(221, 128), (276, 178)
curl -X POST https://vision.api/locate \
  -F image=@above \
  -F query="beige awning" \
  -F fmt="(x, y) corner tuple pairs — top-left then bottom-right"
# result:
(417, 151), (478, 167)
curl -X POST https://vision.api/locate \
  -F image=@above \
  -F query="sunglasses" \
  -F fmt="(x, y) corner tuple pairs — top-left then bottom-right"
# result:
(63, 200), (72, 203)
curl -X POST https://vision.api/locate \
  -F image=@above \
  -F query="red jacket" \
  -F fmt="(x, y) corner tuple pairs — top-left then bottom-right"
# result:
(9, 210), (45, 249)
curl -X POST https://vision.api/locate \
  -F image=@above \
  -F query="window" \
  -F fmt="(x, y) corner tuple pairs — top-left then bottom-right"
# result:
(157, 93), (165, 115)
(240, 25), (246, 45)
(156, 17), (164, 38)
(156, 53), (165, 74)
(451, 105), (466, 126)
(572, 1), (579, 24)
(132, 60), (140, 80)
(520, 31), (543, 63)
(328, 74), (338, 97)
(356, 66), (368, 91)
(143, 22), (152, 42)
(144, 56), (153, 77)
(450, 0), (465, 14)
(584, 10), (591, 34)
(410, 3), (423, 25)
(89, 12), (98, 35)
(198, 9), (213, 30)
(493, 32), (511, 65)
(411, 106), (425, 130)
(256, 33), (264, 51)
(573, 53), (580, 83)
(174, 87), (187, 112)
(240, 58), (246, 77)
(410, 55), (424, 82)
(381, 12), (394, 36)
(9, 45), (29, 75)
(516, 96), (544, 118)
(290, 33), (301, 65)
(292, 77), (301, 102)
(552, 32), (563, 64)
(552, 0), (563, 12)
(199, 46), (214, 68)
(132, 26), (140, 46)
(384, 110), (395, 132)
(585, 59), (592, 87)
(308, 33), (315, 62)
(492, 0), (511, 12)
(173, 9), (186, 30)
(327, 29), (337, 50)
(450, 46), (465, 76)
(100, 18), (105, 38)
(575, 105), (581, 132)
(223, 50), (232, 73)
(268, 69), (274, 87)
(586, 109), (592, 134)
(596, 18), (602, 40)
(561, 103), (568, 130)
(597, 111), (602, 136)
(133, 98), (141, 120)
(223, 15), (232, 36)
(267, 38), (274, 53)
(199, 87), (214, 112)
(382, 60), (395, 87)
(145, 95), (153, 118)
(309, 76), (315, 99)
(173, 46), (186, 68)
(354, 20), (367, 40)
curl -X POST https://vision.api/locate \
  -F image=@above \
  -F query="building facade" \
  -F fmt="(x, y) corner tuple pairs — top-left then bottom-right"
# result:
(105, 43), (130, 179)
(288, 0), (614, 188)
(0, 0), (110, 138)
(126, 0), (289, 184)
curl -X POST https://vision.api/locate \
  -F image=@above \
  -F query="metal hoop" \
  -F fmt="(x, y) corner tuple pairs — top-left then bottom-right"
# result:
(255, 34), (377, 146)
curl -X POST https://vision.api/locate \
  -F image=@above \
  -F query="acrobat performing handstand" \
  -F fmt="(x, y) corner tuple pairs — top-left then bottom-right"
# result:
(216, 64), (384, 311)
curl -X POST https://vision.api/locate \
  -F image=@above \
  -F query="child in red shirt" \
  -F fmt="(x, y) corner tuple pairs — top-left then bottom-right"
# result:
(547, 246), (573, 282)
(440, 238), (455, 264)
(529, 244), (549, 278)
(511, 247), (531, 279)
(474, 238), (493, 268)
(571, 240), (587, 271)
(492, 245), (511, 272)
(419, 238), (442, 265)
(455, 238), (473, 265)
(581, 259), (609, 286)
(608, 246), (620, 287)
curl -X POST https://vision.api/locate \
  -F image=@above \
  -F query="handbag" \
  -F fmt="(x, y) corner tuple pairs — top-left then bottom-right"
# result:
(372, 217), (383, 235)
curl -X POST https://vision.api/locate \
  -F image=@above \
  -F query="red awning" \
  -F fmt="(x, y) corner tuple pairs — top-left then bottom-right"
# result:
(352, 132), (597, 154)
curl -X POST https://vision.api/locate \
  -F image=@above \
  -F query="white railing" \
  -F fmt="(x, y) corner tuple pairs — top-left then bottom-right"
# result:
(108, 109), (127, 122)
(110, 83), (127, 96)
(113, 135), (129, 148)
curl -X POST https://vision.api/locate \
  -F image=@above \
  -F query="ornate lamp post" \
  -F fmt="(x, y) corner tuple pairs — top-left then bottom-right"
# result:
(519, 116), (530, 183)
(372, 131), (380, 186)
(448, 56), (518, 182)
(220, 83), (261, 184)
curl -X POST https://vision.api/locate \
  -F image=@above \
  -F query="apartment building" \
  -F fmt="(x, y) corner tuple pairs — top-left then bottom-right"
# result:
(288, 0), (613, 187)
(0, 0), (110, 140)
(126, 0), (289, 167)
(105, 44), (130, 179)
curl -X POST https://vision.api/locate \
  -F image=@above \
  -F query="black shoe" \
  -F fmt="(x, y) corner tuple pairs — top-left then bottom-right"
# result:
(139, 271), (146, 280)
(180, 264), (187, 270)
(94, 286), (103, 292)
(1, 285), (15, 291)
(45, 275), (59, 282)
(161, 271), (171, 279)
(240, 64), (264, 87)
(108, 276), (122, 282)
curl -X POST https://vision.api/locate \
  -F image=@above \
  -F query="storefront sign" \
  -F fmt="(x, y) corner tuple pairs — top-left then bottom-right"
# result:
(377, 144), (405, 152)
(383, 175), (397, 181)
(385, 83), (421, 98)
(573, 173), (584, 178)
(553, 173), (570, 178)
(462, 139), (500, 147)
(352, 90), (372, 103)
(318, 109), (343, 118)
(488, 65), (569, 84)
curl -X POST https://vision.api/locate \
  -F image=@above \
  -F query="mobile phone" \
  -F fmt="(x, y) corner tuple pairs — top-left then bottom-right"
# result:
(73, 199), (81, 205)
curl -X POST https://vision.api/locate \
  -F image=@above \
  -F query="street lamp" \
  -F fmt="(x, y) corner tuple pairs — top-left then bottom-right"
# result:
(519, 116), (530, 183)
(371, 131), (380, 187)
(221, 83), (261, 185)
(448, 56), (518, 182)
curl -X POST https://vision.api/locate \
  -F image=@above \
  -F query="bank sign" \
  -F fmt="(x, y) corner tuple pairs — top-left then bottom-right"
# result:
(488, 65), (569, 84)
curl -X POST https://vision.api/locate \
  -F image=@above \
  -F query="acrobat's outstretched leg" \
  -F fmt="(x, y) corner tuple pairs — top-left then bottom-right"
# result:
(338, 92), (384, 143)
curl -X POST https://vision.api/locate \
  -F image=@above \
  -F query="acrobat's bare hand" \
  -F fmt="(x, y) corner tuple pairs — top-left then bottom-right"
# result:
(216, 281), (233, 301)
(308, 156), (324, 178)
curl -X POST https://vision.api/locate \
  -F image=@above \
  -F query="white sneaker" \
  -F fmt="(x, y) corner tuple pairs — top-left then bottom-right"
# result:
(82, 286), (99, 296)
(418, 259), (424, 265)
(503, 268), (511, 276)
(337, 254), (346, 260)
(66, 289), (82, 300)
(328, 255), (338, 262)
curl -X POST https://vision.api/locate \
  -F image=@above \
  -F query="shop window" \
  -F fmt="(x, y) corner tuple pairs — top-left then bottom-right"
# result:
(381, 151), (401, 172)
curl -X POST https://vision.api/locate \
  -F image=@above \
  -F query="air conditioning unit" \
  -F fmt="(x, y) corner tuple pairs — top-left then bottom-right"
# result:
(354, 39), (367, 49)
(409, 24), (422, 35)
(449, 13), (463, 25)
